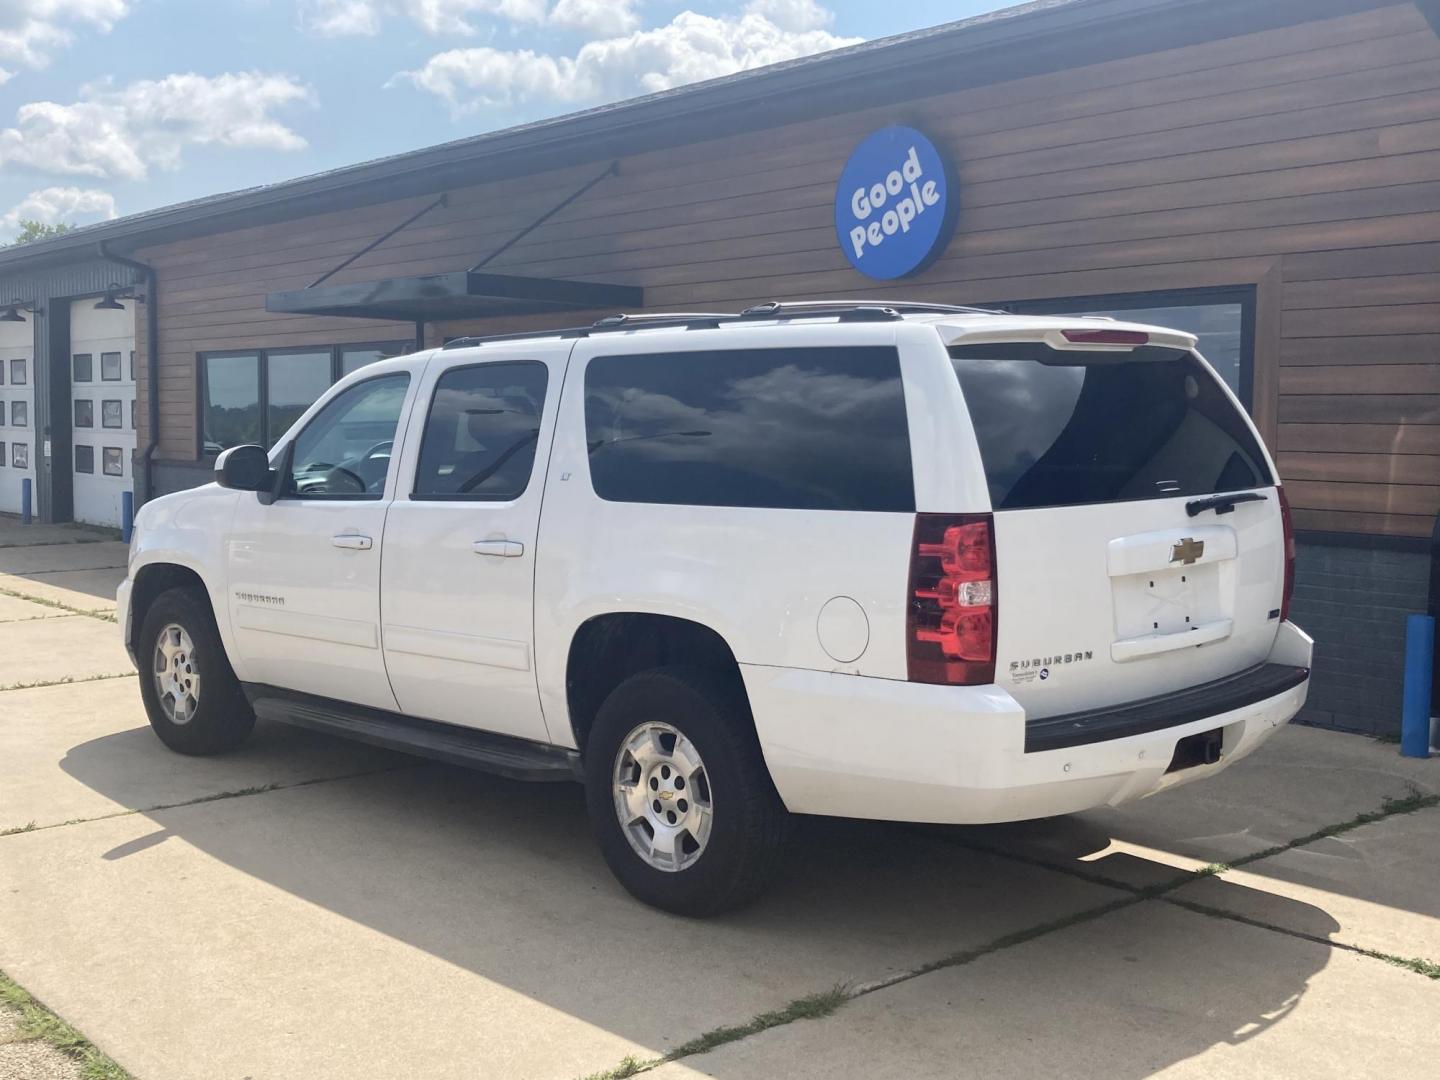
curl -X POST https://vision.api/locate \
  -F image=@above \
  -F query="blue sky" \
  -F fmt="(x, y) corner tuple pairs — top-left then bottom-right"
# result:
(0, 0), (1011, 238)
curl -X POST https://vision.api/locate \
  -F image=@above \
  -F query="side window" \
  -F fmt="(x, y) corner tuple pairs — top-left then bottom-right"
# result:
(282, 373), (410, 500)
(413, 361), (549, 501)
(584, 346), (914, 512)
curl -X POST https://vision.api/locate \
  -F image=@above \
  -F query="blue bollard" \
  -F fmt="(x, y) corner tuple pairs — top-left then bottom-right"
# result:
(20, 477), (31, 525)
(121, 490), (134, 543)
(1401, 613), (1435, 759)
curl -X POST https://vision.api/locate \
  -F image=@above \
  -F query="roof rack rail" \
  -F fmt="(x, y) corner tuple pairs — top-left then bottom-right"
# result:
(591, 311), (741, 331)
(439, 299), (1002, 350)
(739, 300), (1001, 319)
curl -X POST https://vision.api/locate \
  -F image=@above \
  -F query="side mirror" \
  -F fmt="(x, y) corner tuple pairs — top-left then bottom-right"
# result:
(214, 445), (272, 492)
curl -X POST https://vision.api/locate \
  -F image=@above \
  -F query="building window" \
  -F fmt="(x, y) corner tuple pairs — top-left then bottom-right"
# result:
(9, 358), (24, 385)
(73, 354), (93, 382)
(12, 442), (27, 469)
(102, 400), (123, 428)
(102, 447), (123, 476)
(101, 352), (123, 381)
(74, 400), (94, 428)
(200, 340), (410, 455)
(998, 287), (1255, 407)
(0, 441), (5, 465)
(75, 445), (94, 473)
(10, 400), (25, 427)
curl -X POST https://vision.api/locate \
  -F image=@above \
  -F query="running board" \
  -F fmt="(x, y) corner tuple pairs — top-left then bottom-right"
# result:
(243, 684), (582, 783)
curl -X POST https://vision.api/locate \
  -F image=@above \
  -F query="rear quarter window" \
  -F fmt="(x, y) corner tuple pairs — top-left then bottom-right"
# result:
(950, 342), (1273, 510)
(584, 346), (914, 511)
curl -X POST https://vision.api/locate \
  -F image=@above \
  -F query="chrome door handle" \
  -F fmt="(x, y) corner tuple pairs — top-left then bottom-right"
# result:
(332, 534), (373, 550)
(472, 539), (524, 558)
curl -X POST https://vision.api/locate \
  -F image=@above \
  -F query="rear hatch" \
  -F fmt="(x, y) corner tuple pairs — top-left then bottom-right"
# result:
(948, 327), (1286, 719)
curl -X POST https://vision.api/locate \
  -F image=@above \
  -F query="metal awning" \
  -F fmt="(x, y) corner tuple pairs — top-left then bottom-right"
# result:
(266, 270), (643, 322)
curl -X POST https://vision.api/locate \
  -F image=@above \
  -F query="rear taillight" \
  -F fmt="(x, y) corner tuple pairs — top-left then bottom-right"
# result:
(1278, 487), (1296, 622)
(907, 513), (997, 685)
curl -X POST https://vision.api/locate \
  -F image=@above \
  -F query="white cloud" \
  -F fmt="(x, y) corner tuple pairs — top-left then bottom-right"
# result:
(299, 0), (553, 36)
(297, 0), (381, 35)
(0, 72), (313, 181)
(0, 0), (128, 70)
(0, 184), (116, 236)
(548, 0), (638, 36)
(743, 0), (832, 32)
(396, 6), (860, 109)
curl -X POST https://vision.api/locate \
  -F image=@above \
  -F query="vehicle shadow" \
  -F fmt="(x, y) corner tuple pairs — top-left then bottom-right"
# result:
(59, 723), (1345, 1078)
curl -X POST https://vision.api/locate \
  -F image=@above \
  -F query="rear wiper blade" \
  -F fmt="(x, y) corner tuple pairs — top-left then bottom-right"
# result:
(1186, 491), (1268, 517)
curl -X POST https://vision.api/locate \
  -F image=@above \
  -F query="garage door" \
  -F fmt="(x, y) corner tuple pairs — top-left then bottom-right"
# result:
(0, 316), (35, 516)
(70, 298), (136, 528)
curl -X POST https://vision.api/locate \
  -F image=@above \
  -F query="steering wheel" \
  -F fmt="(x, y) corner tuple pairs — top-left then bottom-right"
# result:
(362, 440), (393, 461)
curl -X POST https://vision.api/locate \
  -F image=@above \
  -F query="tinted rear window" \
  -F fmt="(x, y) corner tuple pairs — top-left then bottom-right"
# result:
(585, 346), (914, 511)
(950, 342), (1273, 510)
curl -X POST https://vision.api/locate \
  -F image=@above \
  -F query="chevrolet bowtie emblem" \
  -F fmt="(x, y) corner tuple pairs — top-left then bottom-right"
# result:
(1170, 537), (1205, 565)
(657, 790), (675, 801)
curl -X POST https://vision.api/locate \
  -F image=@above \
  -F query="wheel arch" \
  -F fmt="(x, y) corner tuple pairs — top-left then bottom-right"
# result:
(564, 612), (750, 754)
(128, 560), (213, 658)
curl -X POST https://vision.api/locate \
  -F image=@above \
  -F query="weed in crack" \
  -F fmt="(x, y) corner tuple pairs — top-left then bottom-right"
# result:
(0, 586), (118, 624)
(576, 985), (852, 1079)
(2, 672), (135, 692)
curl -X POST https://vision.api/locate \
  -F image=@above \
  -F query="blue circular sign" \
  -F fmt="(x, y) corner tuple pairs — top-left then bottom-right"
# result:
(834, 126), (954, 280)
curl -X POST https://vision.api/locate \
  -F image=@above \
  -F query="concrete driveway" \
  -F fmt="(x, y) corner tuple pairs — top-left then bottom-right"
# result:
(1, 517), (1437, 1079)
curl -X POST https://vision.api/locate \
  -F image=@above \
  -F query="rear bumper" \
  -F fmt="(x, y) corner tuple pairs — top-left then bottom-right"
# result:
(742, 621), (1312, 825)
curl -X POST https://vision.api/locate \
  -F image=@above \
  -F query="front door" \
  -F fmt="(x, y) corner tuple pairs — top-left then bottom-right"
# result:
(226, 370), (415, 709)
(380, 346), (561, 742)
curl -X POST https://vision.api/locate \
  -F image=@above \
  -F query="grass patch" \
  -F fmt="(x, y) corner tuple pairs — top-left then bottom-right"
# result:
(0, 821), (37, 836)
(0, 969), (131, 1079)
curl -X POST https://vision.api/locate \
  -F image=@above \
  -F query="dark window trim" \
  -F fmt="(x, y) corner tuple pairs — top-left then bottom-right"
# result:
(409, 358), (549, 503)
(101, 399), (123, 429)
(74, 445), (94, 473)
(991, 285), (1257, 410)
(100, 351), (123, 382)
(73, 353), (94, 382)
(198, 339), (410, 457)
(102, 446), (124, 477)
(273, 370), (412, 504)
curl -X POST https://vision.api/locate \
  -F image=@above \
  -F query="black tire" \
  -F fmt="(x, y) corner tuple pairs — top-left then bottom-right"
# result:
(137, 586), (255, 755)
(584, 666), (789, 916)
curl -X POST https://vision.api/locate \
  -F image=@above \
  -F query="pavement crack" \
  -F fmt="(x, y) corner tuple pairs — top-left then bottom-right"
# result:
(576, 893), (1147, 1080)
(0, 586), (118, 623)
(1, 672), (136, 693)
(0, 762), (421, 838)
(1221, 786), (1440, 872)
(1161, 895), (1440, 980)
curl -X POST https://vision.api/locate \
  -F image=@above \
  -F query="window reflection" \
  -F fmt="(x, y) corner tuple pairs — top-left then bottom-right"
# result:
(266, 351), (331, 448)
(1005, 292), (1250, 402)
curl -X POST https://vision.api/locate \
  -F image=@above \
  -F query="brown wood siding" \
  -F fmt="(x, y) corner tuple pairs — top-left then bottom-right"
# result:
(135, 2), (1440, 537)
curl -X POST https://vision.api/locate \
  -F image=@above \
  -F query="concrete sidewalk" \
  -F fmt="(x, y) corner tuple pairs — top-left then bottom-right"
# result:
(0, 524), (1437, 1080)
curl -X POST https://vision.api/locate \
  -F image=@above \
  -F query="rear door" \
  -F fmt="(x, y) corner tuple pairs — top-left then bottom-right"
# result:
(948, 328), (1286, 718)
(378, 344), (562, 743)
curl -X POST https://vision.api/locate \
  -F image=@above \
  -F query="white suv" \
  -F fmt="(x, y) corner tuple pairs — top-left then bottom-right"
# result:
(118, 301), (1312, 915)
